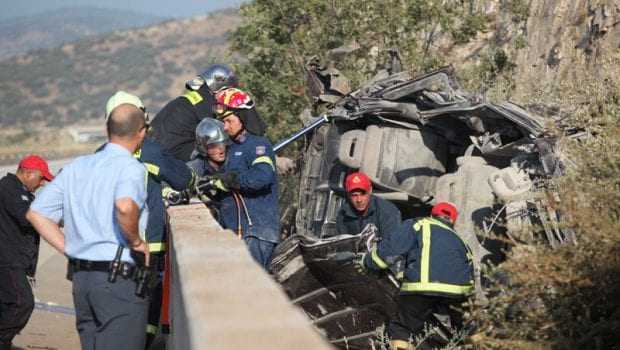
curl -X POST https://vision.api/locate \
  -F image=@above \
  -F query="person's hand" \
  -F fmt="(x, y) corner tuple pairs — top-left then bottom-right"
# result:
(163, 187), (188, 206)
(130, 239), (150, 267)
(354, 253), (368, 275)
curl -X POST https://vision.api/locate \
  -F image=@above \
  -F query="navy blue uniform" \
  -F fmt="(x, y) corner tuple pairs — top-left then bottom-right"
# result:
(0, 174), (37, 348)
(335, 195), (401, 237)
(150, 86), (216, 162)
(364, 216), (473, 342)
(219, 133), (279, 267)
(135, 137), (193, 343)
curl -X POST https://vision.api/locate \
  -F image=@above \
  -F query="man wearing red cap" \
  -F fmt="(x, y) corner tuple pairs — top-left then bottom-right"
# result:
(362, 202), (473, 349)
(335, 171), (401, 238)
(0, 155), (53, 350)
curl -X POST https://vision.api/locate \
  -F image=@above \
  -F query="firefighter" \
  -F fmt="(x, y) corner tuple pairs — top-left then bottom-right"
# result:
(0, 155), (53, 350)
(361, 202), (474, 350)
(104, 91), (194, 349)
(335, 171), (401, 238)
(195, 87), (278, 268)
(150, 64), (238, 162)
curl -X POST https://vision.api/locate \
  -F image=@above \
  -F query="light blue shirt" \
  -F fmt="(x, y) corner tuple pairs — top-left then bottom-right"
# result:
(31, 143), (148, 263)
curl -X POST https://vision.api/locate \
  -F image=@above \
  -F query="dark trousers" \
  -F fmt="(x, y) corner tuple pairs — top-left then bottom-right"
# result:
(72, 270), (148, 350)
(244, 237), (276, 269)
(388, 294), (464, 343)
(0, 268), (35, 348)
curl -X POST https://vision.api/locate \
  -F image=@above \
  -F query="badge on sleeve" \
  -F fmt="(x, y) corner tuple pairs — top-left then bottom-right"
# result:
(256, 146), (266, 156)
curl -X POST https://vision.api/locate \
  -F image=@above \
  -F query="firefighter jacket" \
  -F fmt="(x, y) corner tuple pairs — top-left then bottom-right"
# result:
(335, 195), (401, 237)
(0, 173), (39, 276)
(365, 217), (474, 298)
(150, 85), (216, 162)
(219, 132), (280, 243)
(136, 137), (194, 253)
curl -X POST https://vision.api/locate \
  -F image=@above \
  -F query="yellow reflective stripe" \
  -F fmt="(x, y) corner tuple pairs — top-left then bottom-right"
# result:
(420, 220), (431, 283)
(396, 271), (404, 280)
(252, 156), (275, 171)
(148, 242), (165, 252)
(427, 217), (454, 232)
(371, 248), (388, 269)
(144, 162), (160, 176)
(213, 179), (229, 192)
(400, 281), (473, 295)
(134, 149), (142, 158)
(146, 324), (158, 334)
(182, 90), (203, 105)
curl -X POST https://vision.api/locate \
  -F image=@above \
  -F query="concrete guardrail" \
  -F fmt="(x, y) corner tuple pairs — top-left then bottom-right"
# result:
(167, 203), (333, 350)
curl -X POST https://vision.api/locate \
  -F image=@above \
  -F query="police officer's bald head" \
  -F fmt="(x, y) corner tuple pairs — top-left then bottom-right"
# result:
(106, 104), (147, 139)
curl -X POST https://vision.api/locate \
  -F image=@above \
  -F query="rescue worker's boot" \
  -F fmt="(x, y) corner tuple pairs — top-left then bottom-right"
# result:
(390, 339), (414, 350)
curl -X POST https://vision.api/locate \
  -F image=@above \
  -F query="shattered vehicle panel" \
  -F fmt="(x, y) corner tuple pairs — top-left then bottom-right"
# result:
(270, 64), (573, 348)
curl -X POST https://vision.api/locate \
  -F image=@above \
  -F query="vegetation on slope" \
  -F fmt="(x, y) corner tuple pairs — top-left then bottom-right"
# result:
(231, 0), (620, 348)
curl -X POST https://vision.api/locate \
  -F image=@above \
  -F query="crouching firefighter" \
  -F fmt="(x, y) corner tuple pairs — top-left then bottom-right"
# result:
(195, 87), (279, 269)
(103, 91), (195, 348)
(360, 202), (474, 350)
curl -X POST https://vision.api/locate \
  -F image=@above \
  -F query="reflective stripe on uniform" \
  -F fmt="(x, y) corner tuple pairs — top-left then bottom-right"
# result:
(405, 218), (473, 296)
(420, 219), (431, 283)
(144, 162), (160, 176)
(252, 156), (275, 171)
(146, 323), (158, 335)
(149, 242), (165, 252)
(400, 281), (473, 295)
(182, 90), (203, 105)
(371, 248), (388, 269)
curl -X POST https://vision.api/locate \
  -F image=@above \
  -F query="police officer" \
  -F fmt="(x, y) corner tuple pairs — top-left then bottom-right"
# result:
(335, 171), (401, 238)
(103, 91), (194, 349)
(196, 87), (278, 268)
(150, 64), (238, 162)
(0, 155), (53, 350)
(27, 99), (150, 350)
(362, 202), (473, 350)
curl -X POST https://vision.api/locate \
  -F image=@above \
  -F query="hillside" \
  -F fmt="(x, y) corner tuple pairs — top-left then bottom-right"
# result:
(0, 8), (241, 128)
(0, 6), (165, 60)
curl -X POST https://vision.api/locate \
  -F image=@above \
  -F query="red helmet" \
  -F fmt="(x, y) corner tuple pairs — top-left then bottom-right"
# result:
(214, 88), (255, 118)
(345, 172), (372, 193)
(431, 202), (458, 224)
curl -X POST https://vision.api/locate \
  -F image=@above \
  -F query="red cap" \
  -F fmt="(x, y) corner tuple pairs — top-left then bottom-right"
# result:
(431, 202), (458, 224)
(19, 155), (54, 181)
(345, 172), (372, 193)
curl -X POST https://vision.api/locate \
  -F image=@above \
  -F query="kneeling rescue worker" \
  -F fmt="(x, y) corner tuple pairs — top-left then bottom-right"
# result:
(361, 202), (474, 350)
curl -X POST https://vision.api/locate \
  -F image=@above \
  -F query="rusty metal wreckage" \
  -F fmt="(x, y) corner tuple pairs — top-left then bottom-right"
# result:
(269, 53), (579, 349)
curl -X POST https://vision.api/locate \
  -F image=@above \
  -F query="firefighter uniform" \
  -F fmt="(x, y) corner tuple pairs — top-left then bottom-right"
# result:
(364, 216), (473, 344)
(135, 137), (194, 345)
(335, 195), (402, 237)
(150, 85), (216, 162)
(218, 133), (279, 268)
(0, 174), (38, 349)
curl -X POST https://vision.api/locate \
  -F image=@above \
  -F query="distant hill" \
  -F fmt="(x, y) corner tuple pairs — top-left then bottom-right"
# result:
(0, 6), (166, 60)
(0, 8), (242, 127)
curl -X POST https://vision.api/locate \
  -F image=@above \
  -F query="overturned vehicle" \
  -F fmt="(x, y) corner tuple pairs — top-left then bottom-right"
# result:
(269, 64), (575, 349)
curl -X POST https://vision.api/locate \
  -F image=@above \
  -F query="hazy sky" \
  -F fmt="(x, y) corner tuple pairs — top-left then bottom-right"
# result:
(0, 0), (244, 21)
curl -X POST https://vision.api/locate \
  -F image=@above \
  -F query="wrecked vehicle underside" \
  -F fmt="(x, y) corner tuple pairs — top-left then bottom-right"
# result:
(269, 63), (576, 349)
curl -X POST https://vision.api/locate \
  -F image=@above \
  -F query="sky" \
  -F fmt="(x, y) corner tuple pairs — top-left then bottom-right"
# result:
(0, 0), (244, 21)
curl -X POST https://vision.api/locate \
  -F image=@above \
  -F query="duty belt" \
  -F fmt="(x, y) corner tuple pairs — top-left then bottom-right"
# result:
(69, 258), (137, 279)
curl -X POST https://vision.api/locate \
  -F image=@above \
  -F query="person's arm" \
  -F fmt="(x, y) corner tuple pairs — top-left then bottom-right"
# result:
(235, 141), (276, 192)
(115, 162), (149, 266)
(27, 171), (66, 254)
(380, 200), (402, 237)
(365, 219), (416, 271)
(142, 139), (194, 190)
(26, 210), (64, 253)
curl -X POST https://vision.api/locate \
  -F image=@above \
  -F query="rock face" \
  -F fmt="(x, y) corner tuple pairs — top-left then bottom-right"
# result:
(509, 0), (619, 91)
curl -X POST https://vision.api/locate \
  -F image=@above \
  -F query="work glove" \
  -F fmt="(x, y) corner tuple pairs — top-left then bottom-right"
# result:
(162, 187), (189, 206)
(354, 253), (368, 275)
